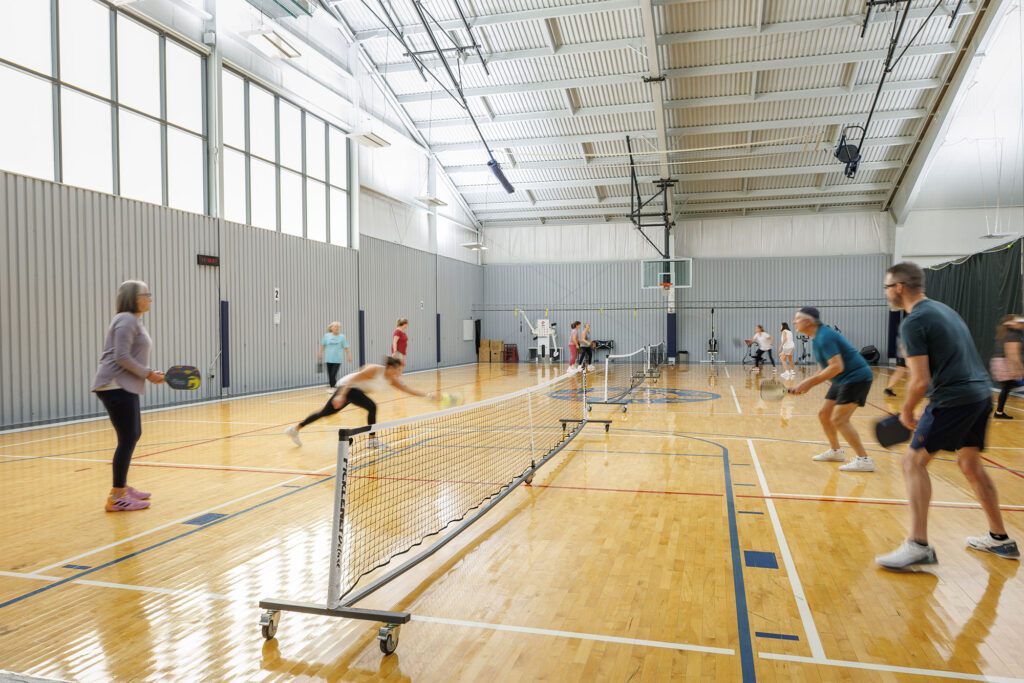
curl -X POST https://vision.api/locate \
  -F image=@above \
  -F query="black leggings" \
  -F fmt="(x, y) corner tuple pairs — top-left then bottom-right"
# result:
(997, 381), (1015, 412)
(326, 362), (341, 388)
(578, 346), (594, 366)
(300, 387), (377, 433)
(96, 389), (142, 489)
(755, 349), (775, 367)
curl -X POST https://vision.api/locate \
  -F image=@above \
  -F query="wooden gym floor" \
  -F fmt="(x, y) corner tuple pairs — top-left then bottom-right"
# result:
(1, 362), (1022, 682)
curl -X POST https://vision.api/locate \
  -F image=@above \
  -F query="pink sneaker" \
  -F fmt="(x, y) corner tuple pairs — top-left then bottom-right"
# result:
(106, 495), (150, 512)
(126, 485), (151, 500)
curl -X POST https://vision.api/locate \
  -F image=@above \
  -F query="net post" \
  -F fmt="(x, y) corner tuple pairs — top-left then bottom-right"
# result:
(527, 390), (536, 462)
(603, 356), (610, 401)
(327, 432), (351, 609)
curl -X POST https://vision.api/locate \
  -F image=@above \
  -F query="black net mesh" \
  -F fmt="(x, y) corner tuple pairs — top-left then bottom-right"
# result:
(329, 371), (587, 605)
(595, 347), (648, 402)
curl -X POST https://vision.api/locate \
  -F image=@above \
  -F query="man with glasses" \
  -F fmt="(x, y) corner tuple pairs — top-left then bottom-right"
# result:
(876, 262), (1018, 569)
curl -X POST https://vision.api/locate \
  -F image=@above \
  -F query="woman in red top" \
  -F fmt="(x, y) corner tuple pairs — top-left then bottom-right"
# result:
(391, 318), (409, 370)
(568, 321), (580, 366)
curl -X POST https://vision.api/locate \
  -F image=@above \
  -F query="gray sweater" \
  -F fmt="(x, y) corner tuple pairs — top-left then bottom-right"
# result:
(91, 312), (153, 395)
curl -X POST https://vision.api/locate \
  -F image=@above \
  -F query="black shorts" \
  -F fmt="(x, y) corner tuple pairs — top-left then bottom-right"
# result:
(911, 397), (991, 453)
(824, 380), (872, 407)
(895, 357), (906, 368)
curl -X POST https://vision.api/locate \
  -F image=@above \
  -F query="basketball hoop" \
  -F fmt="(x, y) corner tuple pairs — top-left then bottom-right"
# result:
(660, 281), (675, 314)
(659, 282), (673, 295)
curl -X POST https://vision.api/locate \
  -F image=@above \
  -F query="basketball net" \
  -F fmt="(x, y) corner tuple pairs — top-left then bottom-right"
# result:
(660, 282), (676, 314)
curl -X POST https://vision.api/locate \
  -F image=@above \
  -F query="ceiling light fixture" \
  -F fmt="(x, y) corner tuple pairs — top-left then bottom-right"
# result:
(241, 27), (301, 59)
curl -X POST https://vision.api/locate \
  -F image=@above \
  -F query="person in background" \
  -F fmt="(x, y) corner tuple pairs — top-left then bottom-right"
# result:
(778, 322), (795, 378)
(568, 321), (580, 367)
(578, 323), (595, 371)
(91, 280), (165, 512)
(318, 321), (352, 392)
(991, 314), (1024, 419)
(392, 318), (409, 371)
(884, 338), (907, 398)
(751, 325), (775, 372)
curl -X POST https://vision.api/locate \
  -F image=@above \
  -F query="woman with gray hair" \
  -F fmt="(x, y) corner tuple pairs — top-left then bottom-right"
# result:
(91, 280), (165, 512)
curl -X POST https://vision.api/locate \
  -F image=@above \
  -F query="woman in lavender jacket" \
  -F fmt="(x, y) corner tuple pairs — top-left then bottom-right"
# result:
(91, 280), (165, 512)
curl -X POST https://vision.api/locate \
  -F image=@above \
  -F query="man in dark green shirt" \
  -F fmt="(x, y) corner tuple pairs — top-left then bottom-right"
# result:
(876, 262), (1018, 569)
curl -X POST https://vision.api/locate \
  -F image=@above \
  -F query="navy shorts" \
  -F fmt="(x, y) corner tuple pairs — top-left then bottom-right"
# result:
(911, 397), (992, 453)
(825, 380), (872, 407)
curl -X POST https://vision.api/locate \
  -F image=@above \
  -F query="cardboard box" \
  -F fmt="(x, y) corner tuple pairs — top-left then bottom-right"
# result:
(490, 349), (503, 362)
(478, 340), (491, 362)
(490, 340), (504, 351)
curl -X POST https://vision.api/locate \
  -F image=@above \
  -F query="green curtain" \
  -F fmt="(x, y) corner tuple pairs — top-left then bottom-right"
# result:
(925, 239), (1023, 367)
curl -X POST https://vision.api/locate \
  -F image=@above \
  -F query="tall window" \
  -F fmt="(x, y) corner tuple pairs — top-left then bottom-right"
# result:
(221, 68), (349, 244)
(0, 0), (205, 210)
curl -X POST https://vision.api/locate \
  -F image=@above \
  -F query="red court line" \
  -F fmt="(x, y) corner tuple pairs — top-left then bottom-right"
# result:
(979, 455), (1024, 481)
(531, 483), (724, 497)
(127, 461), (331, 477)
(737, 493), (1024, 512)
(132, 421), (288, 460)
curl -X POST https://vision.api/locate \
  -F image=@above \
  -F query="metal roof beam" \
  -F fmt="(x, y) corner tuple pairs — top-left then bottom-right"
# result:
(469, 183), (893, 210)
(431, 108), (926, 152)
(416, 79), (939, 129)
(456, 161), (902, 193)
(638, 0), (672, 191)
(441, 136), (915, 174)
(393, 43), (956, 101)
(471, 194), (887, 219)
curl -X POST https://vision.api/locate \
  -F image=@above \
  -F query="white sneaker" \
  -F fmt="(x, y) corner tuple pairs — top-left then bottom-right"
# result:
(966, 534), (1021, 559)
(839, 456), (875, 472)
(587, 365), (595, 372)
(284, 426), (302, 447)
(812, 448), (845, 462)
(367, 437), (384, 449)
(327, 388), (335, 394)
(876, 540), (937, 569)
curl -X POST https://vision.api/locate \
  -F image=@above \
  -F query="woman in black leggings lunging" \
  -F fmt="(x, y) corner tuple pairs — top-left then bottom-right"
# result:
(992, 315), (1024, 419)
(285, 357), (430, 447)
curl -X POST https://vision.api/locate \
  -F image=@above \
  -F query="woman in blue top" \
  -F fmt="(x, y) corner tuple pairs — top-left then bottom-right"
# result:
(318, 321), (352, 391)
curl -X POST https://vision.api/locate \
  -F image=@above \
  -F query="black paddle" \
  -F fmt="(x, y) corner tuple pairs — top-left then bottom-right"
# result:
(164, 365), (201, 390)
(875, 414), (912, 449)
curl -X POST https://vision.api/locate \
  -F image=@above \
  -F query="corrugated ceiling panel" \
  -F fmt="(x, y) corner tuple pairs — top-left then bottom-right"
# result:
(556, 7), (642, 43)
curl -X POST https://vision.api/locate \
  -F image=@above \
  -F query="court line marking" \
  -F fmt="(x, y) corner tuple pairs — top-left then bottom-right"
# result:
(723, 365), (731, 378)
(35, 461), (339, 574)
(412, 615), (735, 655)
(730, 386), (743, 414)
(0, 428), (112, 449)
(719, 440), (757, 681)
(747, 439), (826, 660)
(759, 653), (1024, 682)
(758, 492), (1024, 511)
(0, 570), (232, 601)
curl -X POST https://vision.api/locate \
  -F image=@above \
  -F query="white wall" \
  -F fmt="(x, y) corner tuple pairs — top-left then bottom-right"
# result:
(895, 207), (1024, 267)
(482, 211), (892, 263)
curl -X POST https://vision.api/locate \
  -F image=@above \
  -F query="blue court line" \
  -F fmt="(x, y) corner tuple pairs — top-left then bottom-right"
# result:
(62, 564), (90, 570)
(718, 440), (757, 682)
(744, 551), (779, 570)
(0, 475), (334, 611)
(732, 463), (751, 466)
(755, 632), (799, 641)
(734, 483), (756, 487)
(737, 511), (764, 515)
(280, 484), (302, 488)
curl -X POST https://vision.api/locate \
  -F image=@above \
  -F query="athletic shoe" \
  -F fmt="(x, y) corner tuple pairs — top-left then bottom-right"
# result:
(876, 540), (937, 569)
(106, 495), (150, 512)
(884, 388), (897, 397)
(367, 437), (384, 448)
(284, 425), (302, 447)
(327, 388), (336, 394)
(812, 448), (845, 462)
(126, 485), (151, 500)
(839, 456), (875, 472)
(993, 412), (1013, 420)
(966, 534), (1020, 559)
(587, 365), (595, 372)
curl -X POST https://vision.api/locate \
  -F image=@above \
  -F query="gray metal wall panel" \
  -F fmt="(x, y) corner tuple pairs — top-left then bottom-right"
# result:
(481, 262), (667, 359)
(1, 171), (221, 428)
(675, 254), (890, 364)
(437, 255), (483, 366)
(218, 220), (360, 395)
(357, 236), (438, 373)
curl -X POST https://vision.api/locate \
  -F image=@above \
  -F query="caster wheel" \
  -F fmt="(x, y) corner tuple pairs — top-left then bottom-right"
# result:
(622, 405), (627, 413)
(259, 610), (280, 640)
(525, 474), (534, 485)
(378, 624), (400, 655)
(604, 424), (609, 433)
(587, 405), (592, 412)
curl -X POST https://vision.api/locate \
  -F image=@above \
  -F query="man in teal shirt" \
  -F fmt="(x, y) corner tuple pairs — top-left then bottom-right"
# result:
(876, 263), (1018, 569)
(791, 306), (876, 473)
